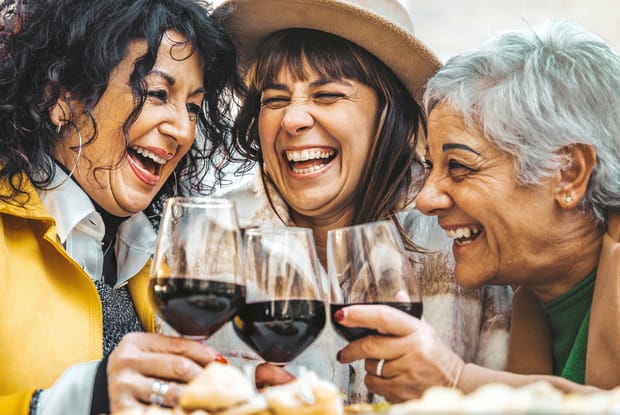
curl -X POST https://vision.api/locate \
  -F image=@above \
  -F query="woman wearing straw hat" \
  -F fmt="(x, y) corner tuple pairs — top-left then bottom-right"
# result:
(208, 0), (512, 403)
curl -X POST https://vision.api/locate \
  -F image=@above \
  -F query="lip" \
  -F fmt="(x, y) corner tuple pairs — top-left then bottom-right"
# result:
(139, 145), (174, 161)
(127, 152), (160, 186)
(281, 145), (338, 178)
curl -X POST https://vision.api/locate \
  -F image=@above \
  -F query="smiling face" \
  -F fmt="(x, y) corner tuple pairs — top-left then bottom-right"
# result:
(258, 64), (379, 224)
(415, 102), (567, 289)
(53, 30), (205, 217)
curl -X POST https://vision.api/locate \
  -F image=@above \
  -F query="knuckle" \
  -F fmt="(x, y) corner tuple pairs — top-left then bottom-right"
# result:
(170, 358), (193, 379)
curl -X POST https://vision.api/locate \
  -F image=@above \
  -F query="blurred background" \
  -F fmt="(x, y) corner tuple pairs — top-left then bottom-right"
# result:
(400, 0), (620, 62)
(211, 0), (620, 62)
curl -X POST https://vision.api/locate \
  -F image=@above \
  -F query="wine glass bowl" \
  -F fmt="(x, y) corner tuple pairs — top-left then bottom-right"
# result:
(327, 220), (423, 341)
(233, 227), (326, 365)
(149, 197), (245, 339)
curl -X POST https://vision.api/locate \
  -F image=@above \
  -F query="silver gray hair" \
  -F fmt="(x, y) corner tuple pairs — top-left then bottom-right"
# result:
(423, 19), (620, 226)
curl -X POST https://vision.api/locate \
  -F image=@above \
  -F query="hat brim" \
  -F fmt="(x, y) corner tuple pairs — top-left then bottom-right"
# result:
(214, 0), (442, 106)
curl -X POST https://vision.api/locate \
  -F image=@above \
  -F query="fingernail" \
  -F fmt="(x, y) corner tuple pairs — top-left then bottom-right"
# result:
(336, 350), (342, 362)
(214, 354), (228, 364)
(333, 308), (345, 321)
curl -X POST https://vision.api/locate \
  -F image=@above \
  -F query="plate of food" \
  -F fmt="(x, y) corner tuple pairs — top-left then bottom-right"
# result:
(112, 363), (620, 415)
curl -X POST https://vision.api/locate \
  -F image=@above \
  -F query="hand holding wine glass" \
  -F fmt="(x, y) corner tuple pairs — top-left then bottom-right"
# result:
(327, 220), (423, 341)
(233, 227), (326, 366)
(149, 197), (245, 340)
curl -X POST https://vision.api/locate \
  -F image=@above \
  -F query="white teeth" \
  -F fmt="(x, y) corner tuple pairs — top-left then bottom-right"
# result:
(285, 149), (335, 162)
(291, 164), (329, 174)
(131, 146), (166, 164)
(445, 226), (482, 243)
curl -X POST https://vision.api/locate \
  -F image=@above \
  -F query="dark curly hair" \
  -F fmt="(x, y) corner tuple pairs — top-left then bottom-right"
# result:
(0, 0), (241, 216)
(232, 29), (426, 251)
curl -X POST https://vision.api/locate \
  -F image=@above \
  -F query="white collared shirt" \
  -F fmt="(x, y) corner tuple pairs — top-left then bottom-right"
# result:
(37, 164), (157, 287)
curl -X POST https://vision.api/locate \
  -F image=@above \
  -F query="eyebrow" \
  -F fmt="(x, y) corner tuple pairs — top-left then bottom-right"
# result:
(264, 77), (352, 91)
(442, 143), (480, 155)
(149, 69), (206, 97)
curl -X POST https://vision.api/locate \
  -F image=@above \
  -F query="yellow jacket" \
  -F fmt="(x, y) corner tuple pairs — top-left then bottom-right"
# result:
(0, 175), (155, 414)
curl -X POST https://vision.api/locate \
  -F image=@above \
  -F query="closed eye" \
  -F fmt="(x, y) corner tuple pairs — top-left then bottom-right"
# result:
(186, 103), (202, 122)
(147, 89), (168, 103)
(448, 159), (476, 180)
(313, 92), (345, 104)
(261, 96), (290, 109)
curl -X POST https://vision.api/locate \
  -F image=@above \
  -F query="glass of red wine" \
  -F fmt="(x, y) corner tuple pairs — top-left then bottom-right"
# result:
(327, 220), (423, 341)
(233, 227), (326, 366)
(149, 197), (245, 340)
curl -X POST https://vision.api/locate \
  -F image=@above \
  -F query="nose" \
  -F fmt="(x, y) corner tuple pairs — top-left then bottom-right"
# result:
(415, 174), (453, 216)
(159, 105), (195, 144)
(280, 100), (314, 135)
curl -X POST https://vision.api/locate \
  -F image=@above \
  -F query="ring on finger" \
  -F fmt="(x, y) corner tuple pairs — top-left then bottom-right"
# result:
(376, 358), (385, 377)
(149, 379), (170, 406)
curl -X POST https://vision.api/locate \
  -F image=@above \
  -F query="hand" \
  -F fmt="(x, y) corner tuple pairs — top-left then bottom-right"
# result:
(107, 332), (224, 412)
(255, 363), (296, 389)
(335, 305), (465, 402)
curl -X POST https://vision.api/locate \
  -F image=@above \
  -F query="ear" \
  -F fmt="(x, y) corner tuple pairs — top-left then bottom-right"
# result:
(554, 143), (596, 209)
(48, 88), (72, 132)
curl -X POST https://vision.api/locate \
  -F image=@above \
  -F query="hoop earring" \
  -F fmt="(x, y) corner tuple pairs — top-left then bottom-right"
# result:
(45, 128), (83, 191)
(173, 171), (179, 196)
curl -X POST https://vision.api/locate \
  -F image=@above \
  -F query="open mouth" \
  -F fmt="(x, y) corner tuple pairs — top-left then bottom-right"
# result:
(445, 226), (483, 246)
(284, 148), (337, 175)
(127, 145), (171, 185)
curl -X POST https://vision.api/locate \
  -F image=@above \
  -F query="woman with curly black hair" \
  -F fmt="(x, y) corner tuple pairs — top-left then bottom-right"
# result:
(0, 0), (240, 413)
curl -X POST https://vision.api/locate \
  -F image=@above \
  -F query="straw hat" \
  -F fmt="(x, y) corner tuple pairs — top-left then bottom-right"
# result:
(213, 0), (442, 106)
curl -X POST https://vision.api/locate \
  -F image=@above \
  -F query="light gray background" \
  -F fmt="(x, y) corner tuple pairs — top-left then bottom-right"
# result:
(401, 0), (620, 61)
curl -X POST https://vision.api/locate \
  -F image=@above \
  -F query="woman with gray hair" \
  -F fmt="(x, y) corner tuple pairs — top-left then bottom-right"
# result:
(337, 19), (620, 400)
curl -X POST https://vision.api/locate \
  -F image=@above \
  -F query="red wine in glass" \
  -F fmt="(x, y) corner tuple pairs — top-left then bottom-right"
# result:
(327, 220), (424, 342)
(149, 197), (243, 340)
(237, 227), (326, 365)
(233, 299), (326, 364)
(330, 301), (422, 341)
(150, 277), (246, 339)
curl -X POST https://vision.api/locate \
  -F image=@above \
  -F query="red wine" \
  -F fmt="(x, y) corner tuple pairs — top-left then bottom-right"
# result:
(331, 302), (423, 341)
(233, 300), (326, 363)
(149, 278), (245, 338)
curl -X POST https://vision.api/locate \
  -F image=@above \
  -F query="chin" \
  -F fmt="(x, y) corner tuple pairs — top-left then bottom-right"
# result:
(454, 269), (488, 290)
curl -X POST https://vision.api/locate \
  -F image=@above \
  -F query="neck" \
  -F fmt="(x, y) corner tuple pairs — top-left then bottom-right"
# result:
(291, 210), (355, 268)
(526, 212), (604, 303)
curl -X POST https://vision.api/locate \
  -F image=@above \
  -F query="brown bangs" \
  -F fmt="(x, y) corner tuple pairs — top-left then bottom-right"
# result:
(248, 28), (375, 91)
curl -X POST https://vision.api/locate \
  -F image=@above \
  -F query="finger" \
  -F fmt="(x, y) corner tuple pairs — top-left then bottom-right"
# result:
(337, 333), (408, 363)
(127, 332), (220, 367)
(364, 358), (395, 379)
(335, 305), (422, 337)
(141, 378), (183, 408)
(364, 374), (419, 403)
(255, 363), (295, 387)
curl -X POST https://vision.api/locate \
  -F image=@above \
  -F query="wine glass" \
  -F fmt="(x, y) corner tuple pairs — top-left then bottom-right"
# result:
(327, 220), (423, 341)
(149, 197), (245, 340)
(232, 227), (326, 366)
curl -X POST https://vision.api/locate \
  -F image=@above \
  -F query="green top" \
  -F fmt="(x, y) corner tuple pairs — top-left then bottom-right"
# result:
(540, 270), (596, 384)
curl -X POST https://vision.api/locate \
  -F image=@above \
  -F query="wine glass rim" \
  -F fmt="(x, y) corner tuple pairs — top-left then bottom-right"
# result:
(165, 196), (235, 207)
(244, 226), (313, 236)
(327, 220), (395, 235)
